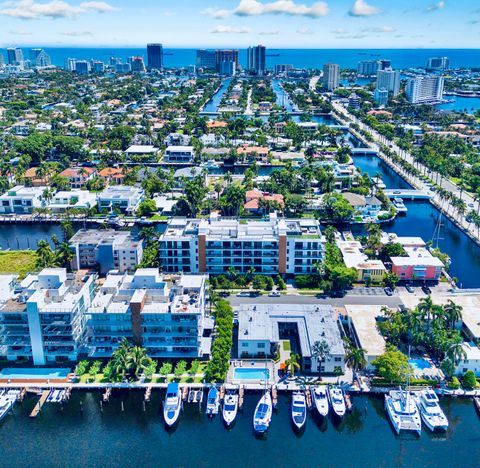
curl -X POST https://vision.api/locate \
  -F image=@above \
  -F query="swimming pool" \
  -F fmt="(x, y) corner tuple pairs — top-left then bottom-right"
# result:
(409, 359), (432, 371)
(0, 368), (71, 380)
(233, 368), (270, 381)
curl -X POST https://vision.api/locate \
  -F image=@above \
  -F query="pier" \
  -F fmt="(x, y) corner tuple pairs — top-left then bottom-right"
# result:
(29, 390), (50, 418)
(271, 385), (278, 408)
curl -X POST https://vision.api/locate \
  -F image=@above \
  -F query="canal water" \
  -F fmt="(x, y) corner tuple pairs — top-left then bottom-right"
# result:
(0, 223), (64, 250)
(436, 96), (480, 113)
(202, 78), (232, 113)
(1, 391), (478, 467)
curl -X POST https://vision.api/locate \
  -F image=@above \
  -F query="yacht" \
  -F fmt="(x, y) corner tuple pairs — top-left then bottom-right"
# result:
(163, 383), (182, 427)
(222, 391), (239, 427)
(414, 389), (448, 432)
(328, 386), (346, 418)
(385, 389), (422, 436)
(311, 386), (329, 417)
(206, 386), (220, 417)
(291, 392), (307, 430)
(253, 391), (273, 434)
(200, 160), (221, 170)
(392, 197), (408, 214)
(372, 177), (386, 189)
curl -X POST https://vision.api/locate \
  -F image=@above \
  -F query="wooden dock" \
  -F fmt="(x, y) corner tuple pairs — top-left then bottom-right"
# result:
(238, 386), (245, 409)
(219, 385), (225, 401)
(29, 390), (50, 418)
(18, 388), (26, 402)
(103, 388), (112, 402)
(345, 393), (353, 412)
(144, 386), (152, 402)
(271, 385), (278, 408)
(474, 397), (480, 415)
(182, 386), (189, 401)
(305, 388), (312, 409)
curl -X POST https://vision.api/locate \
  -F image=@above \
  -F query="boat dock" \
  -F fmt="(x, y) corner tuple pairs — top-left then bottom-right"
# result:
(305, 388), (312, 409)
(239, 386), (245, 409)
(219, 385), (225, 401)
(345, 393), (353, 412)
(271, 385), (278, 408)
(103, 388), (112, 402)
(144, 386), (152, 402)
(474, 397), (480, 415)
(182, 386), (189, 401)
(29, 390), (50, 418)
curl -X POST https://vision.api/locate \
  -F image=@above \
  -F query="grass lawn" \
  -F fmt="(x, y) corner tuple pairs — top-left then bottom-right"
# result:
(282, 340), (291, 351)
(0, 250), (37, 279)
(149, 215), (169, 221)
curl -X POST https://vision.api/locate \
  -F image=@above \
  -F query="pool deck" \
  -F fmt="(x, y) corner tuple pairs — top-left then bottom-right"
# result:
(227, 360), (276, 386)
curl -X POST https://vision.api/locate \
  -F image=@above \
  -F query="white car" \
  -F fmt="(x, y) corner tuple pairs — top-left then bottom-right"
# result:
(268, 291), (281, 297)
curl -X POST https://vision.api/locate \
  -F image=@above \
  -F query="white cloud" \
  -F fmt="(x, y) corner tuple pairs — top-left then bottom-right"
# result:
(0, 0), (117, 20)
(202, 7), (231, 19)
(426, 1), (445, 12)
(297, 27), (313, 34)
(9, 28), (32, 35)
(234, 0), (329, 18)
(336, 33), (367, 39)
(363, 26), (396, 33)
(259, 30), (279, 35)
(211, 25), (251, 34)
(348, 0), (381, 17)
(332, 28), (348, 33)
(61, 30), (92, 36)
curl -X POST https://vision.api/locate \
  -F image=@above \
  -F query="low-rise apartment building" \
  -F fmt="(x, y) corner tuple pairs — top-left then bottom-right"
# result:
(159, 213), (325, 275)
(0, 269), (96, 365)
(88, 269), (211, 359)
(69, 229), (143, 274)
(0, 185), (45, 214)
(97, 186), (144, 214)
(49, 190), (97, 212)
(163, 145), (195, 163)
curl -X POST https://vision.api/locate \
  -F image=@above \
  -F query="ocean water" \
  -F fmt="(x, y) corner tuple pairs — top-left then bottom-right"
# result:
(2, 48), (480, 70)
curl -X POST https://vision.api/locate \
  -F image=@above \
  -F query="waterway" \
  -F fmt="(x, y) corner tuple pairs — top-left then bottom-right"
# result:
(437, 96), (480, 113)
(1, 391), (478, 467)
(201, 78), (232, 113)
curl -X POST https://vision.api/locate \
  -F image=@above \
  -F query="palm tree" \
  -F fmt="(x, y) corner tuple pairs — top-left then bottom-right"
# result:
(111, 338), (132, 380)
(443, 300), (463, 329)
(56, 242), (74, 269)
(311, 340), (330, 381)
(128, 346), (151, 379)
(285, 353), (301, 377)
(446, 338), (467, 365)
(345, 346), (367, 381)
(418, 295), (434, 324)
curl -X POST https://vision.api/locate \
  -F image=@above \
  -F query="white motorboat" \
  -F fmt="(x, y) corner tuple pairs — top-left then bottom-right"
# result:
(222, 391), (239, 427)
(392, 197), (408, 213)
(328, 386), (346, 418)
(0, 392), (17, 421)
(311, 386), (329, 417)
(206, 386), (220, 416)
(414, 389), (448, 432)
(163, 383), (182, 427)
(253, 391), (273, 433)
(291, 392), (307, 430)
(372, 177), (386, 189)
(385, 389), (422, 436)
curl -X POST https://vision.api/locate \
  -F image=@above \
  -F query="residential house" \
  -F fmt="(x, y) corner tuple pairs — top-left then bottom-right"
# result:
(23, 167), (50, 187)
(48, 190), (97, 213)
(237, 145), (269, 162)
(98, 167), (125, 186)
(0, 185), (45, 214)
(97, 186), (144, 214)
(244, 188), (284, 214)
(58, 167), (97, 188)
(337, 240), (386, 283)
(163, 146), (195, 164)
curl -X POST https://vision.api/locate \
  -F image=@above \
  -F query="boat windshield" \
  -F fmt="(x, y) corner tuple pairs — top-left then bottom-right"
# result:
(256, 403), (268, 418)
(224, 404), (236, 411)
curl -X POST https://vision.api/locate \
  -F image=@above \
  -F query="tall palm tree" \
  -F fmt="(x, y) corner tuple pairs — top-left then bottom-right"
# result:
(311, 340), (330, 380)
(446, 338), (467, 366)
(443, 300), (463, 330)
(57, 242), (74, 269)
(285, 353), (301, 377)
(128, 346), (151, 379)
(111, 338), (132, 380)
(345, 346), (367, 381)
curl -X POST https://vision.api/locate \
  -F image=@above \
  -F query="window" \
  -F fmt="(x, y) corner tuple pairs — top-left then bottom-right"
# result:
(334, 357), (342, 362)
(257, 343), (265, 349)
(241, 342), (249, 348)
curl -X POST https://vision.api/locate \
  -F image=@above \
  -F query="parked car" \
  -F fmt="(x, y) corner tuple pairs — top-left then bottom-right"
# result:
(236, 291), (250, 297)
(384, 287), (393, 296)
(405, 284), (414, 293)
(422, 285), (432, 295)
(268, 291), (281, 297)
(218, 291), (230, 298)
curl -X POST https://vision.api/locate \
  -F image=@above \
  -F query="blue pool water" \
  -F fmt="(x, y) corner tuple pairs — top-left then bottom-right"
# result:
(409, 359), (432, 371)
(0, 368), (71, 380)
(233, 368), (270, 380)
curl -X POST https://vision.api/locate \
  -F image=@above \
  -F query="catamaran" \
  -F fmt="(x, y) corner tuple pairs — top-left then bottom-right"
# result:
(385, 389), (422, 436)
(206, 386), (220, 417)
(311, 386), (329, 417)
(291, 392), (307, 430)
(163, 383), (182, 427)
(253, 391), (273, 434)
(414, 389), (448, 432)
(328, 386), (346, 418)
(222, 390), (239, 427)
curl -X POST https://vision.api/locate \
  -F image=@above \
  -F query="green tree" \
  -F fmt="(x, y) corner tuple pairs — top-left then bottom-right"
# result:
(277, 275), (287, 291)
(128, 346), (151, 379)
(159, 362), (173, 379)
(383, 272), (399, 289)
(285, 353), (301, 377)
(136, 199), (157, 217)
(252, 275), (267, 290)
(462, 370), (477, 389)
(318, 193), (354, 222)
(345, 345), (367, 378)
(372, 349), (411, 384)
(311, 340), (330, 380)
(174, 360), (187, 378)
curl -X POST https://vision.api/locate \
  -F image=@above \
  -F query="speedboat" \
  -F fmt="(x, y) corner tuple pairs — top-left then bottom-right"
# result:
(163, 383), (182, 427)
(385, 389), (421, 436)
(311, 386), (329, 417)
(201, 159), (221, 170)
(392, 197), (408, 214)
(253, 391), (273, 434)
(291, 392), (307, 430)
(222, 391), (239, 427)
(0, 392), (17, 422)
(206, 386), (220, 417)
(372, 177), (386, 189)
(328, 386), (346, 418)
(414, 389), (448, 432)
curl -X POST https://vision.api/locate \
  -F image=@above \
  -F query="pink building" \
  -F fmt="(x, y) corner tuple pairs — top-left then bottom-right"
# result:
(391, 246), (443, 281)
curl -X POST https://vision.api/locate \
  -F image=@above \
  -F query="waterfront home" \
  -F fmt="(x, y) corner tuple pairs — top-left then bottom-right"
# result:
(0, 269), (95, 365)
(125, 145), (160, 161)
(163, 145), (195, 164)
(173, 167), (207, 189)
(49, 190), (97, 213)
(153, 196), (176, 216)
(244, 189), (284, 214)
(454, 342), (480, 377)
(98, 167), (125, 186)
(23, 167), (50, 187)
(337, 240), (386, 283)
(164, 133), (192, 146)
(342, 192), (382, 221)
(390, 246), (443, 281)
(206, 120), (228, 130)
(88, 269), (211, 359)
(97, 185), (144, 214)
(58, 167), (97, 189)
(69, 229), (143, 274)
(236, 304), (345, 373)
(0, 185), (45, 214)
(237, 145), (269, 163)
(159, 212), (325, 275)
(200, 133), (226, 146)
(343, 305), (386, 371)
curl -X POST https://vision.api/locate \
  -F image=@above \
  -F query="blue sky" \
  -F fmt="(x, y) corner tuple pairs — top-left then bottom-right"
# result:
(0, 0), (479, 48)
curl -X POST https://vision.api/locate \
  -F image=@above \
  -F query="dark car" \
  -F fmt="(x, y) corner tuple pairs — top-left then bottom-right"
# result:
(405, 284), (414, 293)
(218, 291), (230, 298)
(329, 290), (345, 298)
(384, 287), (393, 296)
(422, 285), (432, 295)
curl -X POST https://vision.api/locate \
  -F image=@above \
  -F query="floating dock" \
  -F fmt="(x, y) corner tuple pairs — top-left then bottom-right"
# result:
(29, 390), (50, 418)
(182, 386), (189, 401)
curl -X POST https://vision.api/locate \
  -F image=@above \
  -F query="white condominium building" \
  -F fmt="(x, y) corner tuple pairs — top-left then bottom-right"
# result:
(322, 63), (340, 91)
(406, 75), (444, 104)
(88, 269), (211, 359)
(376, 68), (401, 96)
(0, 269), (96, 365)
(159, 213), (325, 275)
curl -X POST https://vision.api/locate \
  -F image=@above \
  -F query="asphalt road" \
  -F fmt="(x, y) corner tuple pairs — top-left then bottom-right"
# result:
(228, 293), (402, 307)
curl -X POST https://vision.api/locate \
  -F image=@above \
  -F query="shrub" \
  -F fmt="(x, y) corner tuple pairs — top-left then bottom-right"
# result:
(265, 276), (274, 291)
(88, 360), (102, 378)
(447, 376), (461, 389)
(462, 370), (477, 389)
(75, 359), (89, 376)
(159, 362), (173, 376)
(189, 360), (200, 374)
(277, 275), (287, 291)
(174, 360), (187, 377)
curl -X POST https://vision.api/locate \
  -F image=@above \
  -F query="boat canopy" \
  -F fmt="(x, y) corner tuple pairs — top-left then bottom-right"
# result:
(167, 383), (179, 395)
